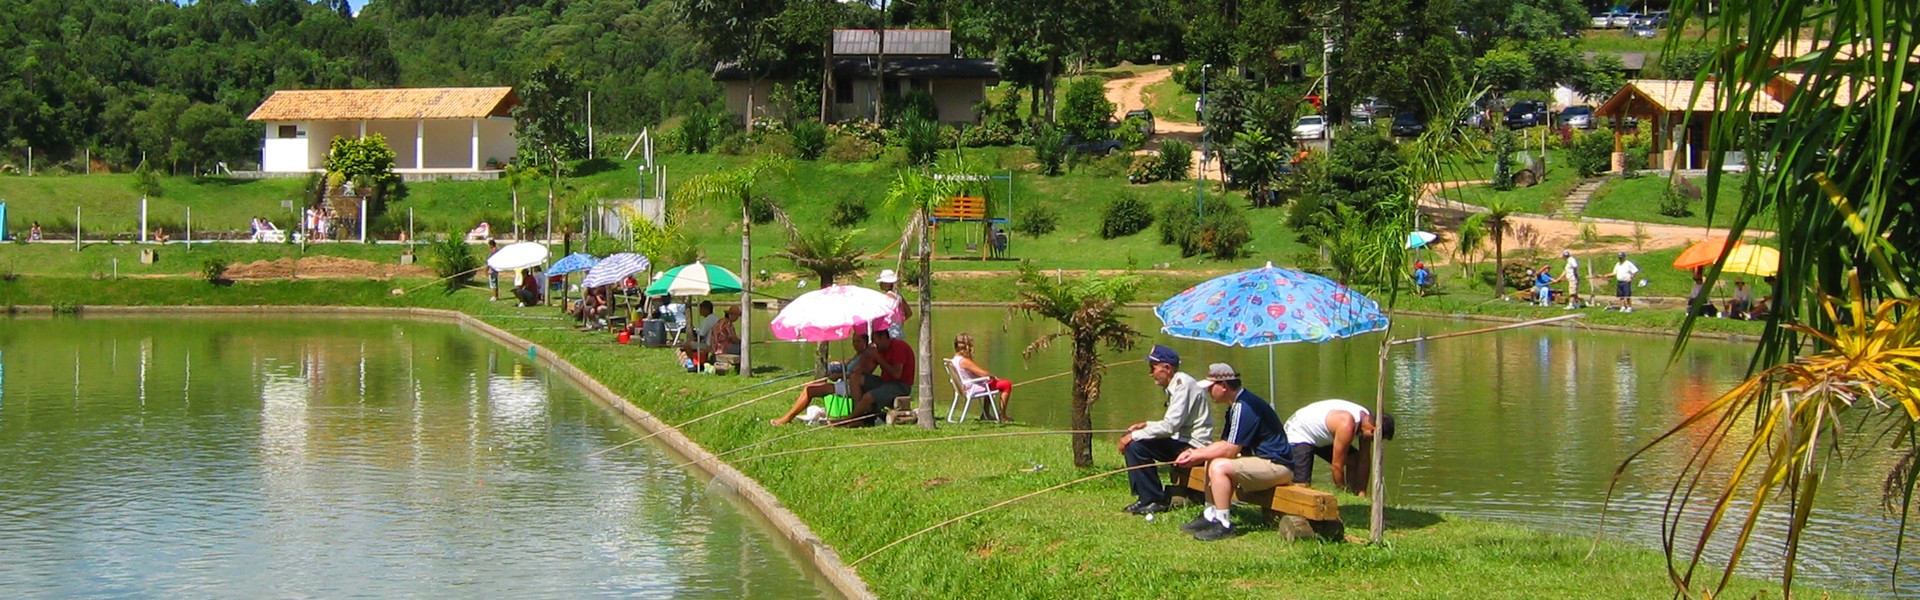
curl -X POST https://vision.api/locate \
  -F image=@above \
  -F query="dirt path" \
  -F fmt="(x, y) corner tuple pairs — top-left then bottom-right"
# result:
(1417, 181), (1737, 266)
(1101, 67), (1212, 179)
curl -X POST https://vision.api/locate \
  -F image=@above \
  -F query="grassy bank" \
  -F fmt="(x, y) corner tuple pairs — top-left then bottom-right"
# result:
(1583, 173), (1764, 228)
(0, 275), (1831, 598)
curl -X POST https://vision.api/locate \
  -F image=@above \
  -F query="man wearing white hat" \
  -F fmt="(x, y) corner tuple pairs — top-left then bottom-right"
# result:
(1173, 363), (1292, 541)
(876, 269), (912, 339)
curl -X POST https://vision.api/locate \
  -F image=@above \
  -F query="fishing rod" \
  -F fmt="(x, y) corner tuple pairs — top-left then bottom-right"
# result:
(661, 370), (815, 413)
(669, 413), (883, 471)
(1006, 358), (1143, 389)
(731, 429), (1130, 465)
(586, 378), (817, 458)
(850, 461), (1172, 566)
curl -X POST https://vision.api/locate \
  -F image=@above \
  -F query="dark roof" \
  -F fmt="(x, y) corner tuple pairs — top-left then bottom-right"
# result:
(831, 29), (951, 56)
(714, 57), (999, 82)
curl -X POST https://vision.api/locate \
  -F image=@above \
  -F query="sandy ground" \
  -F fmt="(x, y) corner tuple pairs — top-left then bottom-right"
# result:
(1102, 68), (1215, 180)
(224, 256), (433, 280)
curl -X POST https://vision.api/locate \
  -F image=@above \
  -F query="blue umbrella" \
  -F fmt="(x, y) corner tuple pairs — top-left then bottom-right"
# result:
(1155, 263), (1389, 399)
(1406, 231), (1438, 249)
(547, 253), (599, 276)
(581, 253), (651, 289)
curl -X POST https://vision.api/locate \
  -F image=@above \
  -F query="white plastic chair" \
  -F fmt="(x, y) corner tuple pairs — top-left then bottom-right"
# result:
(944, 358), (1001, 423)
(661, 303), (687, 345)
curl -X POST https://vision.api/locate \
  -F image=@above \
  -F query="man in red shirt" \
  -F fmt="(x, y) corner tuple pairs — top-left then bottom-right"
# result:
(853, 329), (915, 423)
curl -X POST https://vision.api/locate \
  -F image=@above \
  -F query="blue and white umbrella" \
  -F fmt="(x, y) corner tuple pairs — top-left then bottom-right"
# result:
(547, 253), (599, 276)
(1406, 231), (1438, 249)
(580, 253), (650, 288)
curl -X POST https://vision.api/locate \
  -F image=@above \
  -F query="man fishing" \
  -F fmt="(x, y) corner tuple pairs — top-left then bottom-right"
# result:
(1117, 345), (1213, 515)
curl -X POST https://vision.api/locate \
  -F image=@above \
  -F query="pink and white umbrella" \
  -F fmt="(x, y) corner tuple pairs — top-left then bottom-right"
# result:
(768, 285), (905, 342)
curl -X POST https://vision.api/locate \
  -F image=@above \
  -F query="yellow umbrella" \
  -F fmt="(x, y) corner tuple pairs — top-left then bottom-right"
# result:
(1722, 245), (1779, 277)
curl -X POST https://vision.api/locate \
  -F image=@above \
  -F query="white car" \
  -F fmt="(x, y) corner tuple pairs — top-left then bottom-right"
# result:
(1591, 14), (1613, 28)
(1292, 115), (1328, 140)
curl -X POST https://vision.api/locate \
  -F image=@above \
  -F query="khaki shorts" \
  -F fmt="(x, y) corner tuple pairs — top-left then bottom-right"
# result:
(1226, 457), (1293, 492)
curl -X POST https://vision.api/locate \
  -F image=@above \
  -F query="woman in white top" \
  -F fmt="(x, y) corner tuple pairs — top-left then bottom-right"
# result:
(951, 333), (1012, 421)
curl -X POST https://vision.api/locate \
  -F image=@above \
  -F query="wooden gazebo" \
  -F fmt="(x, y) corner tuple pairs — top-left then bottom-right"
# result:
(1595, 80), (1782, 171)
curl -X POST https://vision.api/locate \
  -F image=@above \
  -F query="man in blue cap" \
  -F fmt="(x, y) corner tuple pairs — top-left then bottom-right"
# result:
(1117, 344), (1214, 515)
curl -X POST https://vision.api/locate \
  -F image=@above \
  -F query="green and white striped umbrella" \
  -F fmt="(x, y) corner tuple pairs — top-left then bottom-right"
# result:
(645, 261), (744, 296)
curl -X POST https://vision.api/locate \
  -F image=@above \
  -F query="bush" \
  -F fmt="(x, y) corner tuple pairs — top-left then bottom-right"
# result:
(676, 107), (718, 154)
(1157, 139), (1193, 182)
(791, 120), (829, 160)
(825, 135), (880, 163)
(1100, 192), (1156, 239)
(749, 195), (777, 224)
(1128, 154), (1164, 184)
(1566, 129), (1615, 178)
(1059, 77), (1117, 142)
(202, 258), (228, 284)
(883, 90), (939, 126)
(1491, 128), (1518, 191)
(1115, 117), (1150, 151)
(899, 118), (942, 166)
(1621, 130), (1652, 175)
(1658, 181), (1696, 217)
(1031, 125), (1066, 176)
(132, 162), (163, 197)
(1160, 200), (1251, 259)
(960, 124), (1017, 147)
(585, 235), (624, 257)
(428, 235), (480, 292)
(1013, 204), (1059, 237)
(1083, 153), (1133, 178)
(828, 196), (869, 227)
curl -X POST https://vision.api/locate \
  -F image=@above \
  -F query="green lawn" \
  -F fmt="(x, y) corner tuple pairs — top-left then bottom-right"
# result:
(1445, 176), (1582, 216)
(1144, 74), (1199, 124)
(1582, 173), (1768, 229)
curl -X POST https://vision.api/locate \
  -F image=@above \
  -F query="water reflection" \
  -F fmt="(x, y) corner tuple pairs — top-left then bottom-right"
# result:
(0, 316), (832, 599)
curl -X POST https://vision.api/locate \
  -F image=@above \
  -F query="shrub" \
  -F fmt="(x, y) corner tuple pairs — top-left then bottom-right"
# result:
(1157, 139), (1193, 182)
(1031, 125), (1066, 176)
(428, 235), (480, 292)
(585, 235), (624, 257)
(749, 195), (777, 224)
(1160, 200), (1251, 259)
(883, 90), (938, 126)
(1491, 128), (1518, 190)
(1100, 192), (1156, 239)
(791, 120), (829, 160)
(1083, 153), (1133, 178)
(676, 107), (717, 154)
(1621, 130), (1652, 175)
(960, 124), (1016, 147)
(899, 118), (942, 166)
(1115, 117), (1150, 151)
(1013, 204), (1059, 237)
(1128, 154), (1164, 184)
(1659, 181), (1696, 217)
(825, 135), (879, 163)
(132, 162), (163, 197)
(748, 132), (796, 158)
(201, 258), (228, 284)
(1059, 77), (1117, 142)
(1566, 129), (1615, 178)
(828, 196), (869, 227)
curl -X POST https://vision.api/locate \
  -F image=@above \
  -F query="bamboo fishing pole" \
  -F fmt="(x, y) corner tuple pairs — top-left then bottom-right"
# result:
(670, 413), (882, 471)
(1387, 313), (1583, 345)
(586, 378), (818, 458)
(850, 461), (1172, 566)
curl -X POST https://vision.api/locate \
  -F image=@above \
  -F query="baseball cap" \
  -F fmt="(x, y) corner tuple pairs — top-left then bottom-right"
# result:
(1618, 251), (1628, 259)
(1562, 250), (1571, 257)
(877, 269), (899, 284)
(1145, 344), (1180, 367)
(1198, 363), (1241, 387)
(826, 361), (845, 375)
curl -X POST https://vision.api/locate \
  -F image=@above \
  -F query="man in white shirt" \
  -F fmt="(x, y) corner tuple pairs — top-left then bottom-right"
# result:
(1282, 399), (1395, 495)
(1117, 345), (1214, 515)
(1560, 250), (1582, 309)
(1611, 252), (1641, 312)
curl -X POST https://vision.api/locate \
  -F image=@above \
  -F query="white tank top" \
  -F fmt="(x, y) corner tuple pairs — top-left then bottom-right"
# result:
(1283, 399), (1370, 448)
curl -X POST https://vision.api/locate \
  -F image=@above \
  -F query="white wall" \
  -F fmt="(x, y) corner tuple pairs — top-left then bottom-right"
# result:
(261, 122), (314, 172)
(422, 120), (473, 169)
(480, 119), (517, 168)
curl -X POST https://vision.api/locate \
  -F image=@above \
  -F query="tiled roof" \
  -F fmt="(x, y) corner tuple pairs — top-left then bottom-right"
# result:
(832, 29), (952, 56)
(247, 87), (517, 121)
(1596, 79), (1783, 116)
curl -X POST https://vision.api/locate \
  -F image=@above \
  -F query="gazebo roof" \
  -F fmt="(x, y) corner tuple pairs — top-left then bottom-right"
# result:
(1595, 80), (1783, 117)
(247, 87), (517, 122)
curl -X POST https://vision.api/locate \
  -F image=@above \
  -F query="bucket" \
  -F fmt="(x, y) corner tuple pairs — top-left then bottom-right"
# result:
(617, 330), (631, 344)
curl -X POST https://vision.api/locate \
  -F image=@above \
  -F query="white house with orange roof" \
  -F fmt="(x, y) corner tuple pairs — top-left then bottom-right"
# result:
(246, 87), (519, 175)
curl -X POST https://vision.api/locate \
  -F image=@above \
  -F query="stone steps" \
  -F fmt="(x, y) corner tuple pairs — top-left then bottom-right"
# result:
(1554, 178), (1608, 219)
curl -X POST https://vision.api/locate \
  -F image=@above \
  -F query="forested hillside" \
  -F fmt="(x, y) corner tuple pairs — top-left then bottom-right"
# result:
(2, 0), (1660, 175)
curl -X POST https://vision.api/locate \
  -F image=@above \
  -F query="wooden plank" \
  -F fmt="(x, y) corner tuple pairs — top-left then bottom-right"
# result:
(1170, 466), (1340, 521)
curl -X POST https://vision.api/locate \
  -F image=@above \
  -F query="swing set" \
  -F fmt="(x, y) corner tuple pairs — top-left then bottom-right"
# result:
(926, 171), (1014, 261)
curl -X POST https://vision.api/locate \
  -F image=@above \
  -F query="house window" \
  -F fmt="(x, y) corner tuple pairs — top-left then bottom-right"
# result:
(278, 125), (301, 139)
(834, 82), (853, 104)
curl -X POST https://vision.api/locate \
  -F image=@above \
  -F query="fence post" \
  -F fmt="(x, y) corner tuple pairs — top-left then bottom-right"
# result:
(186, 207), (192, 247)
(74, 206), (80, 250)
(140, 197), (148, 243)
(360, 198), (368, 243)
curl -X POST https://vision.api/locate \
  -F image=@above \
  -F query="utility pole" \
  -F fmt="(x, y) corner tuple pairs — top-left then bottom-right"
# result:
(1197, 64), (1212, 220)
(874, 0), (889, 124)
(586, 91), (594, 158)
(1323, 19), (1336, 141)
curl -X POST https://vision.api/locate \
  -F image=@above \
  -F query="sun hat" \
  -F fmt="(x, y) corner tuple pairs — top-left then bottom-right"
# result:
(1198, 363), (1241, 388)
(877, 269), (899, 284)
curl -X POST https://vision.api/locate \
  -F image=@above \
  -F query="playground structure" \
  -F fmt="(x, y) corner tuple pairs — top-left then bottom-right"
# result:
(926, 172), (1013, 260)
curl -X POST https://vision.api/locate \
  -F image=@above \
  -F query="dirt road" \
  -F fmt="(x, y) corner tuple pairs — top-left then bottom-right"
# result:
(1418, 181), (1736, 265)
(1101, 67), (1212, 179)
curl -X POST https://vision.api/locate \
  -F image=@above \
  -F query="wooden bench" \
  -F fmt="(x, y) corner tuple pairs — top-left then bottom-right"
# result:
(930, 196), (987, 221)
(1170, 465), (1345, 541)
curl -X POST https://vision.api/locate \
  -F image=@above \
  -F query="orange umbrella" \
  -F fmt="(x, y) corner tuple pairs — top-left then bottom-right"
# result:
(1673, 238), (1738, 270)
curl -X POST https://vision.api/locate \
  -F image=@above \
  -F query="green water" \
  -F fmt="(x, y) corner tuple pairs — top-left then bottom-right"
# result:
(0, 316), (833, 598)
(752, 307), (1914, 597)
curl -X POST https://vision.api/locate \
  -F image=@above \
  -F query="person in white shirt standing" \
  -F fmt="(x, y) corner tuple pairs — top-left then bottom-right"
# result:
(1282, 399), (1395, 495)
(1611, 251), (1641, 312)
(1560, 250), (1582, 309)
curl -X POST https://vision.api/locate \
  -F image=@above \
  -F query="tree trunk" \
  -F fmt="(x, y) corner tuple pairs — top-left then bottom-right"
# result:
(1069, 342), (1097, 468)
(914, 208), (937, 429)
(1493, 231), (1505, 298)
(740, 194), (753, 377)
(1042, 59), (1058, 122)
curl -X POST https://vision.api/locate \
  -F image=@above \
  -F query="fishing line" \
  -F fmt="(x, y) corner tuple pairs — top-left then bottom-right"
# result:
(850, 461), (1173, 566)
(731, 429), (1129, 464)
(669, 413), (882, 471)
(586, 378), (818, 458)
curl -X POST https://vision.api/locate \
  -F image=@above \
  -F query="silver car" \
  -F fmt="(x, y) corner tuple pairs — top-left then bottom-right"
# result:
(1292, 115), (1328, 140)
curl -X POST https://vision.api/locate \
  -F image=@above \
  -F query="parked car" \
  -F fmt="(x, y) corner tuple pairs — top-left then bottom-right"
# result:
(1610, 12), (1641, 28)
(1634, 10), (1670, 27)
(1390, 112), (1427, 137)
(1124, 109), (1155, 136)
(1557, 105), (1596, 129)
(1063, 134), (1123, 156)
(1590, 13), (1614, 28)
(1626, 24), (1658, 38)
(1503, 101), (1549, 129)
(1349, 97), (1391, 120)
(1457, 107), (1488, 129)
(1292, 115), (1329, 140)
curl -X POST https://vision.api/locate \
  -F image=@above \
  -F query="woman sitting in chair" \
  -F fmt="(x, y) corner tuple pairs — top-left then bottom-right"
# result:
(951, 332), (1013, 421)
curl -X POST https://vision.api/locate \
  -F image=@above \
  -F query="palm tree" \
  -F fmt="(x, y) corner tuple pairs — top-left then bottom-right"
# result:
(1455, 213), (1488, 278)
(501, 162), (540, 240)
(677, 158), (788, 377)
(772, 206), (867, 374)
(882, 169), (960, 429)
(1614, 0), (1920, 593)
(1010, 265), (1141, 468)
(1484, 200), (1515, 298)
